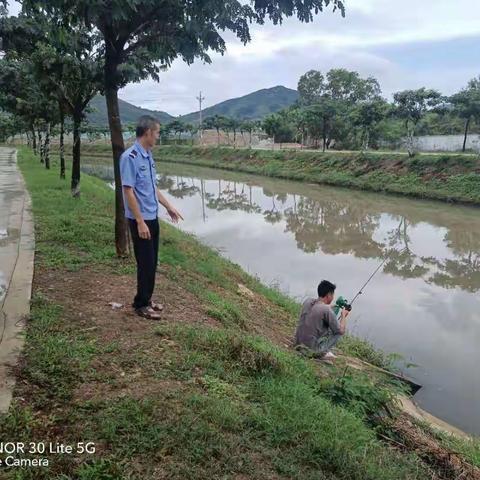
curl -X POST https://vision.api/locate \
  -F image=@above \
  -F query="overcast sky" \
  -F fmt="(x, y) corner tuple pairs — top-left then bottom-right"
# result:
(7, 0), (480, 115)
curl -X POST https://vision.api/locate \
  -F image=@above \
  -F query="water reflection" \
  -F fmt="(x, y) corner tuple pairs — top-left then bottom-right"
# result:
(157, 173), (480, 293)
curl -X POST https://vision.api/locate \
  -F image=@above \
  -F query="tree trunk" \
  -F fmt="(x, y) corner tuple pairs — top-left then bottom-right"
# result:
(31, 127), (37, 155)
(71, 112), (82, 197)
(38, 130), (44, 163)
(105, 52), (129, 257)
(407, 130), (415, 157)
(363, 129), (370, 152)
(322, 120), (327, 152)
(60, 109), (65, 179)
(44, 123), (50, 169)
(462, 117), (471, 153)
(405, 120), (416, 157)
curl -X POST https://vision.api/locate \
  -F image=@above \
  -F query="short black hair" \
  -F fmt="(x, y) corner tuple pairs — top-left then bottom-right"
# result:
(136, 115), (160, 137)
(317, 280), (336, 298)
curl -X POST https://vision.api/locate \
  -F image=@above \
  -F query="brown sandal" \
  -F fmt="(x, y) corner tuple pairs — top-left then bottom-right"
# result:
(135, 306), (162, 320)
(149, 301), (164, 312)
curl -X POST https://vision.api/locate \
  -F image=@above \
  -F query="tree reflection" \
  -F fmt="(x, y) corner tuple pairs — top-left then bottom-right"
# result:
(158, 175), (200, 198)
(429, 257), (480, 292)
(284, 197), (383, 257)
(263, 195), (283, 224)
(382, 218), (429, 280)
(205, 181), (263, 214)
(160, 173), (480, 292)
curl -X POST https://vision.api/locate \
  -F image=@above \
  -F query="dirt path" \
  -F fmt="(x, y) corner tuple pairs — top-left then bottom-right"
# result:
(25, 263), (292, 404)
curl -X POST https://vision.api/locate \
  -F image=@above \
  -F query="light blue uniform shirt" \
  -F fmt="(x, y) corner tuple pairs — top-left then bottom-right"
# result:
(120, 141), (159, 220)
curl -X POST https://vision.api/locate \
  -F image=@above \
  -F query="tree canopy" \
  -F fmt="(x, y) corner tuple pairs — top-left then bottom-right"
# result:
(18, 0), (345, 255)
(393, 88), (443, 156)
(450, 76), (480, 152)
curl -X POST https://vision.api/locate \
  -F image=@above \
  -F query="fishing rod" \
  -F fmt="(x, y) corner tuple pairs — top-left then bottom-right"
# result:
(349, 255), (391, 306)
(334, 249), (406, 314)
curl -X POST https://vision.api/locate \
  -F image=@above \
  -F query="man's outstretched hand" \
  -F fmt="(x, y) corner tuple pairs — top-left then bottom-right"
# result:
(167, 206), (184, 223)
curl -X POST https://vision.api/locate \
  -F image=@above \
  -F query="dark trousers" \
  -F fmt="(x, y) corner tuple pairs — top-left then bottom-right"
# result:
(128, 218), (159, 309)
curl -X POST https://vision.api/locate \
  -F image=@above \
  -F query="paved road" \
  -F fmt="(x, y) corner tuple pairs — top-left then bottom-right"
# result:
(0, 147), (34, 413)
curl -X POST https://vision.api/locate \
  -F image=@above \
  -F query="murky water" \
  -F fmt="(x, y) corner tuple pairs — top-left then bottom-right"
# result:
(83, 161), (480, 435)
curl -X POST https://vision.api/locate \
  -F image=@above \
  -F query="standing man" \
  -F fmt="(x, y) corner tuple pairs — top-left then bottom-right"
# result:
(120, 115), (184, 319)
(294, 280), (349, 360)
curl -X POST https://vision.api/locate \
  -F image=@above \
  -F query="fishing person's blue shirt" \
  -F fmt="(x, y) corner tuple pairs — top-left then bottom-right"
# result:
(120, 141), (159, 220)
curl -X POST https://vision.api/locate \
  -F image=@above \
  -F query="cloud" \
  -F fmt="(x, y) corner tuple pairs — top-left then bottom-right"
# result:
(8, 0), (480, 114)
(120, 0), (480, 114)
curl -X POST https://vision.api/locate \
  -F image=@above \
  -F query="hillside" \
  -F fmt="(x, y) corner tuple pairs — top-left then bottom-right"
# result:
(179, 85), (299, 124)
(86, 86), (299, 126)
(87, 95), (174, 126)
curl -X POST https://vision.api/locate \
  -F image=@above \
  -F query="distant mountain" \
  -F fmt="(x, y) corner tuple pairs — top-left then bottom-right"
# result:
(86, 85), (299, 126)
(87, 95), (174, 126)
(179, 86), (299, 124)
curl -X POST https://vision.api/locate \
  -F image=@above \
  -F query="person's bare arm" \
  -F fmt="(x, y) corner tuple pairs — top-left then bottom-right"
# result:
(327, 307), (349, 335)
(338, 309), (350, 335)
(123, 186), (151, 239)
(157, 188), (184, 223)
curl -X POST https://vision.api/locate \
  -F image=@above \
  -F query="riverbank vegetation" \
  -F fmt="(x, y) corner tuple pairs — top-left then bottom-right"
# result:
(47, 142), (480, 205)
(152, 145), (480, 205)
(44, 141), (480, 208)
(2, 148), (480, 479)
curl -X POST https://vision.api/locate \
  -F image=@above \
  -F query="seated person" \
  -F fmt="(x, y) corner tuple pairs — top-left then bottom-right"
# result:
(294, 280), (349, 360)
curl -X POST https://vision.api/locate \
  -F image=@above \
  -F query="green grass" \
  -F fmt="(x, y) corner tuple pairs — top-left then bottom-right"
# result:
(18, 149), (133, 273)
(21, 293), (98, 406)
(204, 290), (246, 328)
(147, 324), (428, 480)
(2, 146), (477, 479)
(338, 335), (394, 370)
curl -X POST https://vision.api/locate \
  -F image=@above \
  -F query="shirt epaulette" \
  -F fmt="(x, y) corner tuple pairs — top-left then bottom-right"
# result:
(129, 149), (138, 158)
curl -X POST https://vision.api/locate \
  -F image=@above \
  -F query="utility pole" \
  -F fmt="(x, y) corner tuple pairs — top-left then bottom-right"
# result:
(196, 91), (205, 140)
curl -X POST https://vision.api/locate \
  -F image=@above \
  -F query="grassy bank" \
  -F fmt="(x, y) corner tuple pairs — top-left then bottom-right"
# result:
(152, 145), (480, 205)
(1, 148), (478, 479)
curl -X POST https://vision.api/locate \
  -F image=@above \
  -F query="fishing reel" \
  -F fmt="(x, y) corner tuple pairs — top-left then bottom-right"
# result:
(332, 296), (352, 315)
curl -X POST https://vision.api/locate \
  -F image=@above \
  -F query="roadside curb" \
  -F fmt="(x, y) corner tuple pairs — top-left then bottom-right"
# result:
(0, 149), (35, 413)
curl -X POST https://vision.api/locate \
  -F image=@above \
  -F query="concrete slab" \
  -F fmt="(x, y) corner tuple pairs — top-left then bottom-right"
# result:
(0, 148), (35, 413)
